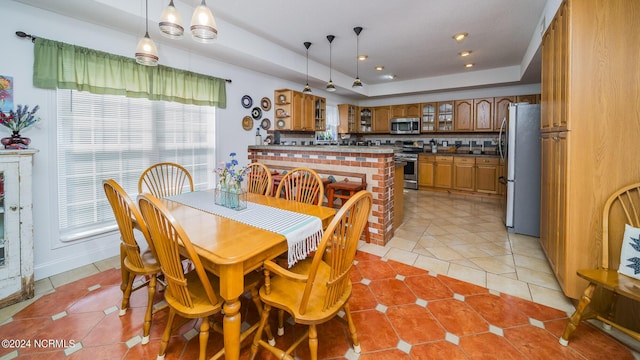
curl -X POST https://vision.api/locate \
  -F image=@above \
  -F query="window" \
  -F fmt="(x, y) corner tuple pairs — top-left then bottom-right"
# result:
(56, 89), (216, 241)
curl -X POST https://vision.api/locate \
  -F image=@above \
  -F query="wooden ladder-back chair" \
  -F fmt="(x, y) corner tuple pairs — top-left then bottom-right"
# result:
(275, 167), (325, 205)
(102, 179), (162, 345)
(138, 193), (274, 360)
(246, 162), (273, 195)
(249, 190), (373, 360)
(560, 182), (640, 346)
(138, 162), (194, 198)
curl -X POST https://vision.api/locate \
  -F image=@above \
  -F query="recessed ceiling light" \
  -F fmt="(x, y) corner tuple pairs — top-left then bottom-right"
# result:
(384, 74), (396, 80)
(375, 65), (384, 71)
(453, 32), (468, 42)
(358, 55), (368, 61)
(464, 63), (475, 68)
(459, 50), (472, 57)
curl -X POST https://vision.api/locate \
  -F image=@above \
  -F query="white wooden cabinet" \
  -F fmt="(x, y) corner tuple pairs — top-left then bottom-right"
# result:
(0, 149), (37, 308)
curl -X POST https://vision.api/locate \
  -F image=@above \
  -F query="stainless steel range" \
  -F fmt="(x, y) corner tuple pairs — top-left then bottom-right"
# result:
(394, 141), (424, 189)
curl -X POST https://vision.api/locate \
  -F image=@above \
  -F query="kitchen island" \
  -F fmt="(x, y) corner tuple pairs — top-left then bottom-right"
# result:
(248, 145), (399, 245)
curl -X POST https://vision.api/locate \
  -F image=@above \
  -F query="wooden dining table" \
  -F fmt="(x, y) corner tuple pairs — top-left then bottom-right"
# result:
(159, 190), (336, 359)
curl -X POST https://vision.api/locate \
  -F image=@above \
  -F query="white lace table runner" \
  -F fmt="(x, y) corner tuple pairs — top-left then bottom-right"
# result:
(165, 191), (323, 267)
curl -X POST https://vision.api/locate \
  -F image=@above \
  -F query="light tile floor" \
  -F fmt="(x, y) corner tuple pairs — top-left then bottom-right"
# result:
(359, 189), (575, 313)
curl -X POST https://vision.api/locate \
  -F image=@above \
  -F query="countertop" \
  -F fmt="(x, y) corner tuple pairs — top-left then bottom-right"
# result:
(420, 151), (500, 158)
(248, 145), (395, 154)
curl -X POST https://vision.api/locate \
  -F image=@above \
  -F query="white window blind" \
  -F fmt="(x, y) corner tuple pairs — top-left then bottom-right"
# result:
(56, 89), (216, 241)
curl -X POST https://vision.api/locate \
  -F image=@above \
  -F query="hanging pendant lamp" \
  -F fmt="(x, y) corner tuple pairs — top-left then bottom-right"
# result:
(191, 0), (218, 43)
(135, 0), (159, 66)
(159, 0), (184, 39)
(352, 26), (363, 88)
(326, 35), (336, 92)
(303, 42), (312, 94)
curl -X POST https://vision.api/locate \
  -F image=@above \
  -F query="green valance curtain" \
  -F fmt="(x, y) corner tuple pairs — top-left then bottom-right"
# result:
(33, 37), (226, 108)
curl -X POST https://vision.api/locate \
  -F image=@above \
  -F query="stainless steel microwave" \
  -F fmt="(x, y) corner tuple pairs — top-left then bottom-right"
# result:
(390, 118), (420, 134)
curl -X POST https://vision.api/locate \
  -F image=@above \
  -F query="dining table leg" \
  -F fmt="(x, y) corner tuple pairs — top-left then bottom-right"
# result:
(220, 263), (244, 360)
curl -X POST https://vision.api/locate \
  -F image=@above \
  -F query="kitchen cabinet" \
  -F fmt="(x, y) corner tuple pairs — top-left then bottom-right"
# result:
(338, 104), (358, 133)
(418, 155), (435, 187)
(0, 150), (36, 308)
(274, 89), (326, 131)
(274, 89), (293, 130)
(373, 106), (391, 133)
(475, 157), (500, 194)
(516, 94), (540, 105)
(434, 156), (453, 189)
(437, 102), (453, 131)
(453, 157), (475, 191)
(359, 108), (372, 133)
(391, 103), (420, 118)
(539, 0), (640, 299)
(294, 93), (312, 130)
(421, 103), (436, 132)
(494, 96), (515, 132)
(473, 98), (494, 132)
(454, 99), (473, 132)
(406, 103), (421, 117)
(313, 96), (326, 131)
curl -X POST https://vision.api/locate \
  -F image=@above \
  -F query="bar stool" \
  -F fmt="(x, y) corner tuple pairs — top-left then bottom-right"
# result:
(326, 179), (370, 243)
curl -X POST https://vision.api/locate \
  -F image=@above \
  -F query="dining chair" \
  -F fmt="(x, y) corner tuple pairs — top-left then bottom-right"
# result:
(559, 182), (640, 346)
(138, 162), (194, 198)
(245, 162), (273, 196)
(102, 179), (163, 345)
(138, 193), (274, 360)
(274, 167), (324, 205)
(249, 190), (373, 360)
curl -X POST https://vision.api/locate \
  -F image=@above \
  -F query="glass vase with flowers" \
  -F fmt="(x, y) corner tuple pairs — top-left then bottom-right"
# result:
(0, 104), (41, 149)
(214, 152), (247, 210)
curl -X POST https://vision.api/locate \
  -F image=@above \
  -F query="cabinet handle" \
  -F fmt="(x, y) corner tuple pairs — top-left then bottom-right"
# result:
(10, 206), (17, 211)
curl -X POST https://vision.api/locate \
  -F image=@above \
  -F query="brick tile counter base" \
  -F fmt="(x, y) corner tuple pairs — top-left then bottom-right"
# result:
(248, 145), (395, 245)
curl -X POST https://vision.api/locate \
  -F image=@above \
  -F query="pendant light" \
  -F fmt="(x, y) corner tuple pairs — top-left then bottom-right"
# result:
(352, 26), (363, 88)
(191, 0), (218, 43)
(159, 0), (184, 39)
(303, 42), (312, 94)
(326, 35), (336, 92)
(135, 0), (159, 66)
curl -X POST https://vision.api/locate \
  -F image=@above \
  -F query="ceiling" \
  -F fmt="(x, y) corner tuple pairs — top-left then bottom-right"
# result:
(14, 0), (549, 100)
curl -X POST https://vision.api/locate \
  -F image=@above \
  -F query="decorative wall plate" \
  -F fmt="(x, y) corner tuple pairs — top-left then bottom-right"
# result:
(260, 97), (271, 111)
(251, 107), (262, 120)
(241, 95), (253, 109)
(242, 116), (253, 131)
(260, 118), (271, 130)
(276, 119), (286, 128)
(264, 135), (273, 144)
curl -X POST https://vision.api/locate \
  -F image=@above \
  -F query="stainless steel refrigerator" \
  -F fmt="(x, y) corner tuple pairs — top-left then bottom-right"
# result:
(499, 103), (541, 237)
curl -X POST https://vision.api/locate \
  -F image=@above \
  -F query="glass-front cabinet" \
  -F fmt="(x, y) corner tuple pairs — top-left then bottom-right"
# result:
(437, 101), (454, 131)
(422, 103), (436, 132)
(0, 150), (36, 308)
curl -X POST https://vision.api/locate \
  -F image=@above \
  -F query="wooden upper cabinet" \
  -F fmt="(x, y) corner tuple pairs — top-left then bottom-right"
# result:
(473, 98), (494, 132)
(454, 99), (473, 131)
(391, 105), (406, 118)
(274, 89), (326, 131)
(437, 102), (453, 131)
(422, 103), (436, 132)
(494, 96), (515, 132)
(391, 103), (421, 118)
(406, 103), (421, 117)
(338, 104), (358, 133)
(516, 94), (540, 104)
(373, 106), (391, 133)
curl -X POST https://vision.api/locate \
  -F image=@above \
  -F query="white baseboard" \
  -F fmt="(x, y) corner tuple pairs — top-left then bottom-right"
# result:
(34, 244), (120, 281)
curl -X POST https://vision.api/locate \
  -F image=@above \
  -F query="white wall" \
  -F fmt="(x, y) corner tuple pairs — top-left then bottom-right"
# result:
(4, 2), (542, 280)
